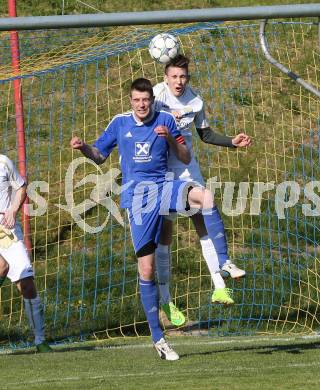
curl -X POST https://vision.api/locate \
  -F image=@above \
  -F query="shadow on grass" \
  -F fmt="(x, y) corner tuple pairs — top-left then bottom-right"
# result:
(5, 338), (320, 358)
(180, 341), (320, 359)
(5, 342), (137, 356)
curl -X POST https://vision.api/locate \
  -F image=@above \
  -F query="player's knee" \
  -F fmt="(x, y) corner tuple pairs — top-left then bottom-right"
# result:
(139, 263), (154, 280)
(202, 188), (214, 209)
(189, 187), (214, 209)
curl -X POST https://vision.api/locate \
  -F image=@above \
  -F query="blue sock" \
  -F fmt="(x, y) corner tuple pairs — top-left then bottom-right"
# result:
(202, 206), (229, 267)
(139, 278), (163, 343)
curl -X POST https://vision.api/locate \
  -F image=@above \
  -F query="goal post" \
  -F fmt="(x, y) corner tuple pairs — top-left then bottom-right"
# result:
(0, 5), (319, 347)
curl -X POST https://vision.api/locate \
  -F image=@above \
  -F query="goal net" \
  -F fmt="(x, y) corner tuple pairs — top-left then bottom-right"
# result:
(0, 18), (319, 347)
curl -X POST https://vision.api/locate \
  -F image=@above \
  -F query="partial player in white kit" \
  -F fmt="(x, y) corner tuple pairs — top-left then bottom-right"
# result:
(153, 55), (252, 326)
(0, 154), (51, 352)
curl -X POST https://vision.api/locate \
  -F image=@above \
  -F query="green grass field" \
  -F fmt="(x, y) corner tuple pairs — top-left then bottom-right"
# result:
(1, 335), (320, 389)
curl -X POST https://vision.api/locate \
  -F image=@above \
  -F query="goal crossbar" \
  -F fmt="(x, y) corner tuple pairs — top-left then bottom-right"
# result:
(0, 4), (319, 31)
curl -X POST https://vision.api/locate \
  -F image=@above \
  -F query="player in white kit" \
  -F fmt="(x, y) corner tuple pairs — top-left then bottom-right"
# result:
(153, 55), (252, 326)
(0, 155), (51, 352)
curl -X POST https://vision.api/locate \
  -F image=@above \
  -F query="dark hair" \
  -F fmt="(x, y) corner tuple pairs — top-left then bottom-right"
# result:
(165, 54), (190, 74)
(130, 78), (154, 98)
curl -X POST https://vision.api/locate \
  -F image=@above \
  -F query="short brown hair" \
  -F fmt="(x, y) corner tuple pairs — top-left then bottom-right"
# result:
(165, 54), (190, 75)
(130, 78), (154, 98)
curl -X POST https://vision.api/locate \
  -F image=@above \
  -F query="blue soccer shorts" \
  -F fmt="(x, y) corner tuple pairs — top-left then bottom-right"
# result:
(127, 179), (197, 256)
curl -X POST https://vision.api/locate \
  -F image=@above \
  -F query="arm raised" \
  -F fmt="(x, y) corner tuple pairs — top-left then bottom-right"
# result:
(70, 136), (106, 165)
(196, 127), (252, 148)
(154, 125), (191, 165)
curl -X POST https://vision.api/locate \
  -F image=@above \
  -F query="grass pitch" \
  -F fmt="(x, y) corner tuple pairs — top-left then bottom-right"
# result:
(1, 335), (320, 389)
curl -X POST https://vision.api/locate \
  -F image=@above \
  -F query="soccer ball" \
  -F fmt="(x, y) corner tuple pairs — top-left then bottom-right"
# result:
(148, 33), (180, 64)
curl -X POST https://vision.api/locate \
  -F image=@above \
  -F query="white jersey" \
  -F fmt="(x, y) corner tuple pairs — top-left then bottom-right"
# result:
(0, 154), (25, 218)
(153, 82), (209, 169)
(0, 155), (31, 282)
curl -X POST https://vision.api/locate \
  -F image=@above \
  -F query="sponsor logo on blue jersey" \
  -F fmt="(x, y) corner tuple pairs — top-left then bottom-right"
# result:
(134, 142), (152, 162)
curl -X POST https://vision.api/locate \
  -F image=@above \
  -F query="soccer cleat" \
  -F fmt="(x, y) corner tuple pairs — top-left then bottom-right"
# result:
(212, 288), (234, 305)
(221, 260), (246, 279)
(154, 338), (179, 361)
(36, 341), (53, 353)
(161, 302), (186, 326)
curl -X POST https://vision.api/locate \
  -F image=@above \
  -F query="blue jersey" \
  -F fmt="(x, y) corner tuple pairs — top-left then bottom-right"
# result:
(93, 110), (183, 208)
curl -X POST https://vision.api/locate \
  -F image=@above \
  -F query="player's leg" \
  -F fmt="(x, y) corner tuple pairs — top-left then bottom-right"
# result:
(155, 166), (199, 325)
(191, 213), (233, 304)
(0, 254), (9, 287)
(15, 276), (51, 352)
(175, 163), (245, 279)
(155, 216), (185, 327)
(191, 212), (245, 279)
(15, 278), (52, 353)
(156, 217), (172, 306)
(191, 213), (225, 288)
(138, 251), (178, 360)
(128, 208), (179, 360)
(187, 186), (238, 304)
(170, 181), (231, 304)
(137, 247), (163, 343)
(1, 225), (52, 352)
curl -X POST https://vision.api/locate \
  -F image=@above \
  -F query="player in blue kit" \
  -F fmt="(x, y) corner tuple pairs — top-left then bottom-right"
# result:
(70, 78), (236, 361)
(71, 78), (189, 360)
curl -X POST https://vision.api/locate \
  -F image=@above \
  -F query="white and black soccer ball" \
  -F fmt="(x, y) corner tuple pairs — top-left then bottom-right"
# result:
(148, 33), (180, 64)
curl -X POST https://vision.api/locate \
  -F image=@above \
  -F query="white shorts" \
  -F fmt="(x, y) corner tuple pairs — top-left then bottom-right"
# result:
(0, 224), (33, 282)
(165, 159), (205, 221)
(170, 159), (205, 186)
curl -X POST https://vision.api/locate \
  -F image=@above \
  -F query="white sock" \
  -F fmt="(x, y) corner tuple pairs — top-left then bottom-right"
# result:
(200, 236), (226, 289)
(212, 272), (226, 289)
(155, 244), (171, 305)
(24, 295), (45, 345)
